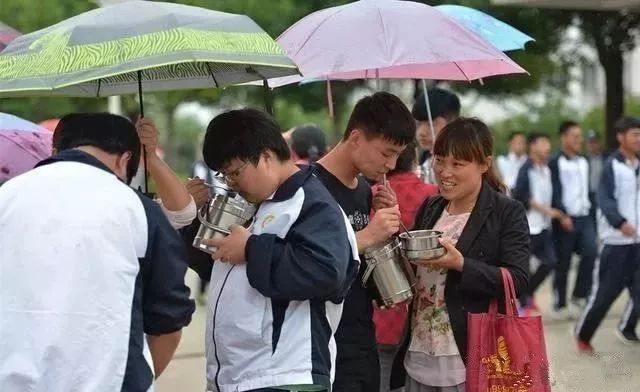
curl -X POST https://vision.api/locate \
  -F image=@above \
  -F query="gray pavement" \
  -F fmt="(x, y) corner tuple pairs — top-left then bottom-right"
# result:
(157, 270), (640, 392)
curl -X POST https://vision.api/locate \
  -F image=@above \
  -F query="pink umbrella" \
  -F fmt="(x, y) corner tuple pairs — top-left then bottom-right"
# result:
(0, 113), (52, 182)
(0, 22), (21, 53)
(267, 0), (527, 87)
(39, 118), (60, 132)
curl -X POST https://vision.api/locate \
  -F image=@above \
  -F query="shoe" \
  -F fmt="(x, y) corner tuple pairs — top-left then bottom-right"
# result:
(615, 329), (640, 345)
(549, 307), (571, 321)
(576, 339), (595, 355)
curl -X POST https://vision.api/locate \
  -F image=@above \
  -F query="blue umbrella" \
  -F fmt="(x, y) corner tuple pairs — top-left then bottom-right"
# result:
(435, 5), (534, 52)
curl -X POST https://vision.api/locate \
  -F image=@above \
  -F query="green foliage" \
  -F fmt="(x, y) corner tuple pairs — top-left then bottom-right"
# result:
(490, 94), (579, 154)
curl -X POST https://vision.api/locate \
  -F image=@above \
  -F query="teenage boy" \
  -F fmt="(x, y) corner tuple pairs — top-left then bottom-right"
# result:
(549, 121), (598, 319)
(314, 92), (416, 392)
(513, 133), (565, 314)
(0, 113), (194, 391)
(182, 108), (359, 392)
(575, 117), (640, 352)
(412, 88), (460, 184)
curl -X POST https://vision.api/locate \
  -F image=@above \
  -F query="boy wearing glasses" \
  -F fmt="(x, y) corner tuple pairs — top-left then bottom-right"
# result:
(182, 108), (359, 392)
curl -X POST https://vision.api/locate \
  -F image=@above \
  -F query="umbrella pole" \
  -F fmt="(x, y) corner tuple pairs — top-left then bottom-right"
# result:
(263, 79), (274, 116)
(421, 79), (436, 151)
(326, 80), (335, 119)
(137, 70), (149, 193)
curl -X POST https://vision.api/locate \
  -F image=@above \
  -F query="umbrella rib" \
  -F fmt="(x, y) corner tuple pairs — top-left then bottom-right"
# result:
(96, 79), (101, 98)
(453, 61), (471, 82)
(205, 63), (219, 88)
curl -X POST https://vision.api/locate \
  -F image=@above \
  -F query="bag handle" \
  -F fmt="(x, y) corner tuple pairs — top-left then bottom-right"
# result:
(488, 267), (518, 316)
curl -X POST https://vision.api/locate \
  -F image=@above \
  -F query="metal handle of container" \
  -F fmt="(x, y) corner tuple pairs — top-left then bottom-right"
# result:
(361, 240), (403, 286)
(361, 258), (379, 286)
(196, 200), (231, 235)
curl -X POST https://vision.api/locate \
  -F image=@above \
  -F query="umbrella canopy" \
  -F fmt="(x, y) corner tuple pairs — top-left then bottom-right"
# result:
(265, 0), (526, 87)
(0, 22), (20, 52)
(0, 113), (52, 182)
(39, 118), (60, 132)
(493, 0), (640, 10)
(435, 5), (534, 51)
(0, 0), (299, 97)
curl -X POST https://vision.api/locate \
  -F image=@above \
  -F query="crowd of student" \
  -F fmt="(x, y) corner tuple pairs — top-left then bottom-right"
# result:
(0, 87), (637, 392)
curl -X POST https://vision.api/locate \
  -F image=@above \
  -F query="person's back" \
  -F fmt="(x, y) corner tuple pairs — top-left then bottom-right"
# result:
(0, 114), (194, 392)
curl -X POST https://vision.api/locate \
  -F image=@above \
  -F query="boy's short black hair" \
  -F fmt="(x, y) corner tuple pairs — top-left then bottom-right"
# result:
(343, 92), (416, 146)
(53, 112), (141, 183)
(412, 87), (461, 123)
(389, 140), (418, 176)
(203, 108), (290, 171)
(291, 124), (327, 161)
(614, 116), (640, 134)
(559, 120), (580, 136)
(508, 131), (526, 141)
(527, 132), (550, 145)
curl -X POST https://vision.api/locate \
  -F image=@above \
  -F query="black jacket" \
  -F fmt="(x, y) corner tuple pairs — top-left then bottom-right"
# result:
(390, 182), (530, 388)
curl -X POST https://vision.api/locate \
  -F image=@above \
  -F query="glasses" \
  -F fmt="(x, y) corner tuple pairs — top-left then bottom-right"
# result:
(214, 162), (249, 184)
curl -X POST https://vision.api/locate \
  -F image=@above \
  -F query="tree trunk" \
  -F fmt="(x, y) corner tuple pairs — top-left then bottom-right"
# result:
(586, 13), (627, 151)
(602, 54), (624, 150)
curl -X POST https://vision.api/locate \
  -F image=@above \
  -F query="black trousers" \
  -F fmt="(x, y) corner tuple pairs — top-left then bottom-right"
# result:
(333, 347), (380, 392)
(619, 299), (639, 334)
(520, 229), (557, 306)
(577, 244), (640, 342)
(553, 215), (597, 309)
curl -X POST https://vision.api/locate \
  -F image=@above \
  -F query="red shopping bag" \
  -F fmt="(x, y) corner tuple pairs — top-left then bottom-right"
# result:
(466, 268), (551, 392)
(373, 306), (408, 345)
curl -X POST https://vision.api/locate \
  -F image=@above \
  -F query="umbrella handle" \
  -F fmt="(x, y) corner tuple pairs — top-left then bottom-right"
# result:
(137, 70), (149, 194)
(421, 79), (436, 152)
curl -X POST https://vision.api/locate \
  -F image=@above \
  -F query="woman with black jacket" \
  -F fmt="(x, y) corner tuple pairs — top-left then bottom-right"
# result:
(391, 118), (531, 392)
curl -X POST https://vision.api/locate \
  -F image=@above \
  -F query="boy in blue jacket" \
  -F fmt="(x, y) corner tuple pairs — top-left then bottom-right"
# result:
(575, 117), (640, 353)
(183, 108), (359, 392)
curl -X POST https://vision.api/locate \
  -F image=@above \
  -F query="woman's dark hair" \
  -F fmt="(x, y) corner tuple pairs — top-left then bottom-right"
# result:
(203, 108), (290, 171)
(389, 140), (418, 175)
(433, 117), (507, 194)
(343, 91), (416, 146)
(52, 112), (141, 184)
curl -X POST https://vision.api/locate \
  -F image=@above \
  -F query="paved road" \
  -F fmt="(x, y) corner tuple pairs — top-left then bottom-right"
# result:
(157, 270), (640, 392)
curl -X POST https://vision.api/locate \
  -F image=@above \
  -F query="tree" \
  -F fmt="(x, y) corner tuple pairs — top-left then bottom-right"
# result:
(577, 11), (640, 150)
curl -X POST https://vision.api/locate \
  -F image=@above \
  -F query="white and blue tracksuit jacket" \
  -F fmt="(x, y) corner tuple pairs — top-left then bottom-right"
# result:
(0, 150), (195, 392)
(184, 166), (359, 392)
(598, 150), (640, 245)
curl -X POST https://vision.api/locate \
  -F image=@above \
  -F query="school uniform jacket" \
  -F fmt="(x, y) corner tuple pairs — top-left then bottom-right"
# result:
(0, 149), (195, 392)
(598, 150), (640, 245)
(182, 166), (359, 392)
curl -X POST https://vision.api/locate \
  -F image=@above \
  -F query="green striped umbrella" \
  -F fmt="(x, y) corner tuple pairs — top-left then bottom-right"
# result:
(0, 1), (298, 191)
(0, 1), (299, 97)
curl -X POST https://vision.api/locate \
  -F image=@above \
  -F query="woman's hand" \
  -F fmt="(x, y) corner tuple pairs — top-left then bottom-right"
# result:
(415, 238), (464, 272)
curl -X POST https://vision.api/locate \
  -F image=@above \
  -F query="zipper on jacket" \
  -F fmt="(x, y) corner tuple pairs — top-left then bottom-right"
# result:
(212, 265), (235, 391)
